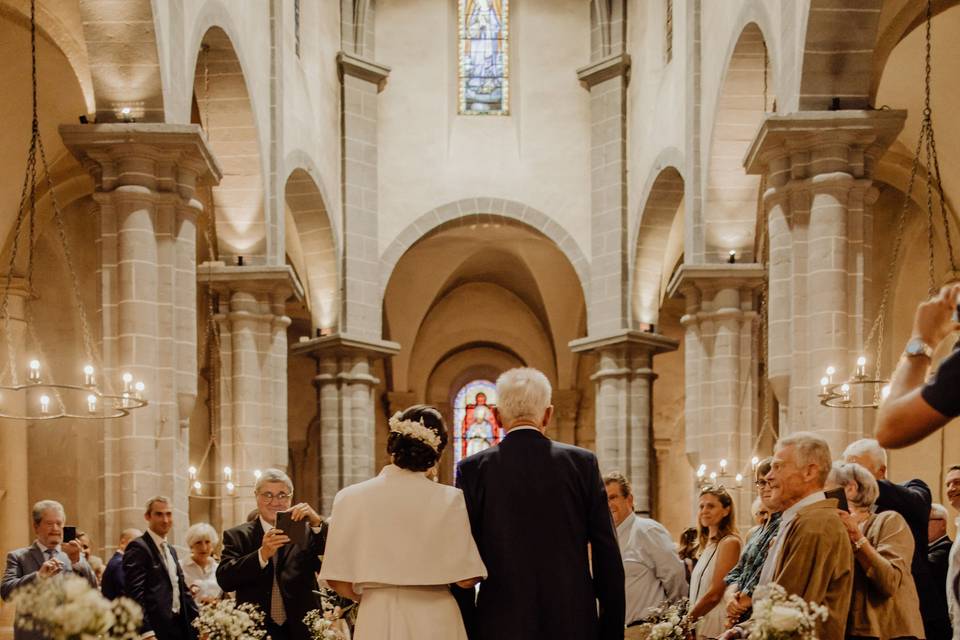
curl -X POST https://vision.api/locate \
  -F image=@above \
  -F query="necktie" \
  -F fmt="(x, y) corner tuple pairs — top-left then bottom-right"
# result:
(270, 557), (286, 625)
(159, 541), (181, 614)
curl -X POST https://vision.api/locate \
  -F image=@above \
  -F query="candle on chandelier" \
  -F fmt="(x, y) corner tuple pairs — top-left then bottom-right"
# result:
(709, 471), (718, 481)
(820, 376), (830, 396)
(134, 381), (145, 399)
(28, 360), (40, 382)
(253, 469), (262, 480)
(841, 383), (851, 403)
(735, 473), (743, 488)
(751, 456), (759, 470)
(188, 466), (197, 481)
(223, 466), (232, 482)
(39, 394), (50, 414)
(192, 480), (202, 494)
(83, 365), (95, 387)
(226, 481), (236, 495)
(855, 356), (866, 379)
(825, 365), (836, 383)
(719, 459), (728, 474)
(696, 464), (706, 478)
(87, 394), (97, 414)
(121, 372), (133, 394)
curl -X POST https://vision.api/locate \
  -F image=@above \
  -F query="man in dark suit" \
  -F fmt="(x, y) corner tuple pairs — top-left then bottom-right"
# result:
(100, 527), (141, 600)
(216, 468), (327, 640)
(928, 502), (954, 639)
(123, 496), (198, 640)
(454, 367), (625, 640)
(1, 500), (98, 640)
(844, 439), (940, 639)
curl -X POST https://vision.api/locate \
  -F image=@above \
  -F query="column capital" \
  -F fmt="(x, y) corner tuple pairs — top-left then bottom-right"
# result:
(199, 262), (304, 305)
(576, 52), (630, 89)
(338, 51), (391, 92)
(292, 332), (400, 360)
(667, 263), (765, 303)
(744, 110), (905, 185)
(568, 329), (677, 357)
(59, 123), (222, 198)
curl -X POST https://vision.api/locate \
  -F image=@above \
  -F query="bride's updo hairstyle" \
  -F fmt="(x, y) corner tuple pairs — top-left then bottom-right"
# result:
(387, 405), (449, 472)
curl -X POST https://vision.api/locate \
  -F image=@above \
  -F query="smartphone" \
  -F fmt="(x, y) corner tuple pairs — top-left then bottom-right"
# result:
(275, 511), (307, 547)
(63, 526), (77, 543)
(825, 487), (849, 512)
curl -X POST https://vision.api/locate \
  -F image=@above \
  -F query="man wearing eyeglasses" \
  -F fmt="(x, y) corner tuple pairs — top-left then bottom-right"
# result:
(216, 468), (327, 640)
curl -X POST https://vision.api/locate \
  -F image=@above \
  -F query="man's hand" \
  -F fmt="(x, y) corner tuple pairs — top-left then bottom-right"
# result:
(287, 502), (323, 528)
(259, 528), (291, 562)
(912, 283), (960, 348)
(37, 558), (62, 578)
(63, 540), (83, 564)
(836, 509), (862, 544)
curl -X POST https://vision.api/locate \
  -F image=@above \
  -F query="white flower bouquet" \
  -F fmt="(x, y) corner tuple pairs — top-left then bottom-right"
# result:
(303, 587), (357, 640)
(11, 574), (142, 640)
(192, 599), (267, 640)
(635, 598), (692, 640)
(744, 583), (828, 640)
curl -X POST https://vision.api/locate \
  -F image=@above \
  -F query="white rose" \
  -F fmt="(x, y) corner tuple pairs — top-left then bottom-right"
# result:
(768, 604), (805, 632)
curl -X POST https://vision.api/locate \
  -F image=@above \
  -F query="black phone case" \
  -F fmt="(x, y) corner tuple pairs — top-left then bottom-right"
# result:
(275, 512), (307, 546)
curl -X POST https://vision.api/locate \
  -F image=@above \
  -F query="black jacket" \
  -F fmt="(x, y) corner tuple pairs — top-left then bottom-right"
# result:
(122, 533), (198, 640)
(100, 550), (124, 600)
(216, 519), (326, 640)
(928, 535), (954, 640)
(876, 479), (936, 638)
(454, 429), (625, 640)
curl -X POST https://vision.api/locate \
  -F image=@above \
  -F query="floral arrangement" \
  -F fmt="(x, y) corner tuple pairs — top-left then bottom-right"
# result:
(744, 583), (828, 640)
(192, 599), (267, 640)
(635, 598), (692, 640)
(11, 574), (142, 640)
(303, 587), (357, 640)
(388, 411), (441, 451)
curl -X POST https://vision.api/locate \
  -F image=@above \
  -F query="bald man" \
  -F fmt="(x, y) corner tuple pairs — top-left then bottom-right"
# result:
(100, 527), (142, 600)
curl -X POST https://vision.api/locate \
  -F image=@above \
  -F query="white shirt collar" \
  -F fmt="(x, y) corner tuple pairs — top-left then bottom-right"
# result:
(146, 528), (167, 549)
(506, 426), (542, 434)
(782, 490), (826, 523)
(259, 516), (275, 535)
(616, 512), (637, 537)
(34, 540), (59, 554)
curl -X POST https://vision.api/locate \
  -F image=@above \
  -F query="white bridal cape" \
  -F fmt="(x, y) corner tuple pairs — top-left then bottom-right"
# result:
(319, 464), (487, 640)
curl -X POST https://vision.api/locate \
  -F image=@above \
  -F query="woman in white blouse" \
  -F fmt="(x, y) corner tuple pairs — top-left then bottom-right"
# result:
(181, 522), (223, 603)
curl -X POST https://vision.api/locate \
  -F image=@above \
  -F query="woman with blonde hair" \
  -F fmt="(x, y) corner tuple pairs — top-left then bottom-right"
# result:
(688, 485), (741, 639)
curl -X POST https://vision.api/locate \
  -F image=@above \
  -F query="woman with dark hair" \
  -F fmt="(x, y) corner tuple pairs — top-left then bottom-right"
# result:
(319, 405), (487, 640)
(677, 527), (699, 582)
(688, 485), (741, 639)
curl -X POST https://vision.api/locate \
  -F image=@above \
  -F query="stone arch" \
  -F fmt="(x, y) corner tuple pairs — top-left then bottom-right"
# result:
(379, 198), (590, 303)
(283, 163), (339, 332)
(703, 22), (772, 263)
(631, 166), (684, 326)
(192, 25), (267, 263)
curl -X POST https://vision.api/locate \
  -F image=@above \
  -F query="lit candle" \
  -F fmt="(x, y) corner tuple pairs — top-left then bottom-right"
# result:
(696, 464), (706, 478)
(881, 384), (891, 401)
(253, 469), (262, 480)
(820, 376), (830, 395)
(709, 471), (718, 481)
(83, 365), (95, 387)
(192, 480), (202, 494)
(728, 250), (737, 264)
(855, 356), (866, 379)
(751, 456), (759, 470)
(188, 466), (197, 480)
(841, 383), (851, 403)
(223, 466), (232, 481)
(28, 360), (40, 382)
(122, 372), (133, 393)
(719, 459), (728, 474)
(825, 365), (836, 383)
(735, 473), (743, 488)
(134, 381), (145, 398)
(39, 394), (50, 414)
(226, 481), (236, 495)
(87, 394), (97, 414)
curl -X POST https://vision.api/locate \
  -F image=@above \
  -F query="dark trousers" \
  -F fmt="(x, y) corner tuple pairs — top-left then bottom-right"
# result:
(266, 620), (290, 640)
(154, 615), (195, 640)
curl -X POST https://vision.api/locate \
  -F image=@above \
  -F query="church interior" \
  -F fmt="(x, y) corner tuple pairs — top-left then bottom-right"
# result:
(1, 0), (960, 635)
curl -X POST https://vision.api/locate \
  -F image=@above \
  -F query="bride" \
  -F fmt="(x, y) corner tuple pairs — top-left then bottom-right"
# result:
(319, 405), (487, 640)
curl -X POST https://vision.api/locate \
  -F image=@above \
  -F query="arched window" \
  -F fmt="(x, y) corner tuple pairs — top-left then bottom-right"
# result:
(453, 380), (504, 465)
(458, 0), (509, 115)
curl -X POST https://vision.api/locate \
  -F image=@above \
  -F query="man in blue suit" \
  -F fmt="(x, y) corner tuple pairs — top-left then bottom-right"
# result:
(454, 367), (625, 640)
(100, 527), (142, 600)
(123, 496), (198, 640)
(1, 500), (98, 640)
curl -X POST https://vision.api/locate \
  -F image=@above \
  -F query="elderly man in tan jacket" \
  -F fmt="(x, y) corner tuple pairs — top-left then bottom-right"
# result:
(723, 432), (853, 640)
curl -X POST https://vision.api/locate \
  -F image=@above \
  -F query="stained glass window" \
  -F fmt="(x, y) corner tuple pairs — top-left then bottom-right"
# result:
(458, 0), (509, 115)
(453, 380), (504, 465)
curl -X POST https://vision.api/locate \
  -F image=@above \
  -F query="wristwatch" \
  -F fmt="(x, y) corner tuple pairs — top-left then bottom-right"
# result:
(904, 337), (934, 359)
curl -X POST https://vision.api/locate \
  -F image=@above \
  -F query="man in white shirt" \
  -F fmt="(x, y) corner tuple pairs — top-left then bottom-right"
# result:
(604, 472), (687, 635)
(944, 465), (960, 639)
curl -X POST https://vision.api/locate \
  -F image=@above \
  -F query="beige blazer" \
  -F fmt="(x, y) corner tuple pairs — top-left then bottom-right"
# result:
(771, 498), (853, 640)
(846, 510), (924, 640)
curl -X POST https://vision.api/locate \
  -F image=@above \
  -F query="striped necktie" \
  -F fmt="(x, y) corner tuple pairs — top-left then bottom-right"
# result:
(270, 556), (286, 625)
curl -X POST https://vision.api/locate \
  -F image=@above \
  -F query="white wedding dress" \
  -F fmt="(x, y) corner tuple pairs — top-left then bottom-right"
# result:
(319, 465), (487, 640)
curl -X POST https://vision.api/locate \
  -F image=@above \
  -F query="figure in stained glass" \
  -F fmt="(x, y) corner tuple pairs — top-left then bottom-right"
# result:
(459, 0), (509, 114)
(453, 380), (503, 465)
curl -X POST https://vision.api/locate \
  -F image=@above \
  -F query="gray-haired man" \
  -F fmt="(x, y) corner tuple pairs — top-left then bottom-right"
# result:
(1, 500), (97, 639)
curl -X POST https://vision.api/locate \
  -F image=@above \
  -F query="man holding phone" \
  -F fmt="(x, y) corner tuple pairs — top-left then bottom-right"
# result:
(1, 500), (97, 640)
(217, 469), (327, 640)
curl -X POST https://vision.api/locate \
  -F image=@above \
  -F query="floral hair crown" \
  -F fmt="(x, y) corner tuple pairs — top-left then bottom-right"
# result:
(389, 412), (442, 452)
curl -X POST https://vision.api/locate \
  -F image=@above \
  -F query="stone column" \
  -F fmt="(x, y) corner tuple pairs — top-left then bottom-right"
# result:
(570, 332), (677, 516)
(61, 124), (220, 548)
(744, 111), (905, 454)
(337, 52), (389, 343)
(0, 280), (30, 637)
(198, 263), (300, 527)
(292, 334), (399, 515)
(668, 264), (764, 504)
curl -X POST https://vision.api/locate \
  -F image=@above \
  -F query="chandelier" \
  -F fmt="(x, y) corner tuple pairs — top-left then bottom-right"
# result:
(0, 0), (147, 420)
(819, 0), (958, 409)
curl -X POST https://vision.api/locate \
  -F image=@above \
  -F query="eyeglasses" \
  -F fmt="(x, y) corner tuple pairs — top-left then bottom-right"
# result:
(257, 491), (292, 503)
(755, 480), (769, 488)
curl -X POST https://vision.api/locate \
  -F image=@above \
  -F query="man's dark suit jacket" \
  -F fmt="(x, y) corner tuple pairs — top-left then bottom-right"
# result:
(876, 479), (937, 638)
(100, 550), (124, 600)
(122, 533), (199, 640)
(216, 518), (326, 640)
(928, 535), (954, 640)
(454, 429), (626, 640)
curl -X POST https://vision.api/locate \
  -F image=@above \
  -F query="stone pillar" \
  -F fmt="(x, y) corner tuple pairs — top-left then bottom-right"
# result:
(198, 263), (300, 527)
(337, 52), (389, 343)
(61, 124), (220, 548)
(0, 281), (30, 637)
(552, 389), (581, 445)
(292, 335), (399, 514)
(744, 111), (905, 454)
(668, 264), (764, 505)
(570, 332), (677, 516)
